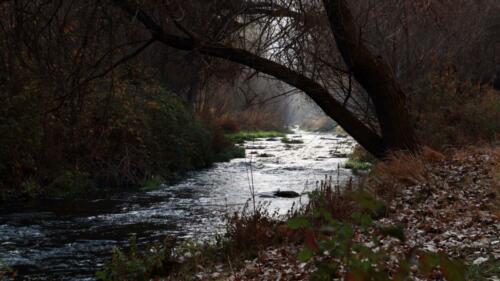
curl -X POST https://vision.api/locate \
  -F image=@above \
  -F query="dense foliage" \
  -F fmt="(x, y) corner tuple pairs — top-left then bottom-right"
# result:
(0, 79), (239, 200)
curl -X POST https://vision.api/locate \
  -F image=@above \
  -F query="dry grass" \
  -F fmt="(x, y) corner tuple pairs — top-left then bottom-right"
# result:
(369, 147), (444, 201)
(374, 152), (429, 186)
(414, 73), (500, 149)
(222, 200), (301, 261)
(306, 177), (359, 220)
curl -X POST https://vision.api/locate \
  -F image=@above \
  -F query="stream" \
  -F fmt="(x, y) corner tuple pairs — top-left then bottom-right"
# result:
(0, 130), (355, 280)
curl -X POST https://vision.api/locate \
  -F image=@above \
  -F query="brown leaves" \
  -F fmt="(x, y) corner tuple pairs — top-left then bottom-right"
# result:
(304, 230), (319, 252)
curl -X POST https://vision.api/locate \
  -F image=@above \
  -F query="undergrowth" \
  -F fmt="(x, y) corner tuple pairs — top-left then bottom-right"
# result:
(96, 149), (495, 280)
(344, 145), (375, 173)
(414, 70), (500, 148)
(289, 178), (468, 281)
(0, 86), (243, 201)
(96, 201), (293, 280)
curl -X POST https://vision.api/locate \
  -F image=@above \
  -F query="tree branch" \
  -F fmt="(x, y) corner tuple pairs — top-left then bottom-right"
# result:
(111, 0), (386, 156)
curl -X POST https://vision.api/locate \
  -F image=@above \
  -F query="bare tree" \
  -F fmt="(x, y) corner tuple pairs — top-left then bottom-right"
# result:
(110, 0), (422, 157)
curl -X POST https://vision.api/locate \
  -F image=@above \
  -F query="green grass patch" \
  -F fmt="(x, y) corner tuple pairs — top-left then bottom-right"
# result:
(226, 131), (286, 143)
(344, 159), (372, 171)
(281, 137), (304, 144)
(214, 146), (246, 162)
(140, 176), (165, 191)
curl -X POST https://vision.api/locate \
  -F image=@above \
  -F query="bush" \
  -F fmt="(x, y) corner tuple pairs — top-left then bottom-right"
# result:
(96, 236), (178, 281)
(0, 78), (239, 200)
(413, 69), (500, 148)
(45, 171), (95, 198)
(289, 184), (467, 281)
(96, 201), (290, 280)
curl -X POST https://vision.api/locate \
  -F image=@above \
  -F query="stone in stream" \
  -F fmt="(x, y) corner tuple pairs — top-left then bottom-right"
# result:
(246, 145), (266, 150)
(257, 153), (275, 158)
(330, 151), (349, 158)
(274, 190), (301, 198)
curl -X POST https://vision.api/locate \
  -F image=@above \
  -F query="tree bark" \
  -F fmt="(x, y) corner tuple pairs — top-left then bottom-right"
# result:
(323, 0), (420, 153)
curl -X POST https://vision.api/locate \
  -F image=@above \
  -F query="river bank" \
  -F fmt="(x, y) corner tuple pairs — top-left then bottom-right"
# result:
(204, 148), (500, 281)
(96, 147), (499, 281)
(0, 129), (355, 280)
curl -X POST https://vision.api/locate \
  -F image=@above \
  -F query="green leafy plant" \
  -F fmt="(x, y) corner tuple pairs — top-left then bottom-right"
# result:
(96, 235), (177, 281)
(288, 192), (467, 281)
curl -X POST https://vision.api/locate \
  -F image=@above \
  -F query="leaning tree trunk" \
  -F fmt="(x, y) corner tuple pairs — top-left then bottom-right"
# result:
(323, 0), (420, 153)
(111, 0), (418, 158)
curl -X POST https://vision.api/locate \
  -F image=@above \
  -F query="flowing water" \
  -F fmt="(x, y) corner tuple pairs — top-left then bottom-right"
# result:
(0, 130), (355, 280)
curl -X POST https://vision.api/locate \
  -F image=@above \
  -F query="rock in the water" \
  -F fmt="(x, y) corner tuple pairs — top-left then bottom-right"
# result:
(274, 190), (300, 198)
(257, 153), (275, 158)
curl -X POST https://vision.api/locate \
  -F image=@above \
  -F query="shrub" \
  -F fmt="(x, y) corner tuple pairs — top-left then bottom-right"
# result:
(0, 78), (240, 200)
(289, 185), (467, 281)
(45, 171), (95, 198)
(223, 201), (285, 259)
(413, 69), (500, 148)
(96, 236), (178, 281)
(0, 83), (44, 195)
(96, 201), (291, 280)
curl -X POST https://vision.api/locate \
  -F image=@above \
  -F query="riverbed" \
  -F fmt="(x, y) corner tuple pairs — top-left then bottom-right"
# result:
(0, 130), (355, 280)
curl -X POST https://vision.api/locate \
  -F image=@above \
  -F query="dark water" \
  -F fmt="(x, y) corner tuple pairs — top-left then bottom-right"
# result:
(0, 130), (355, 280)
